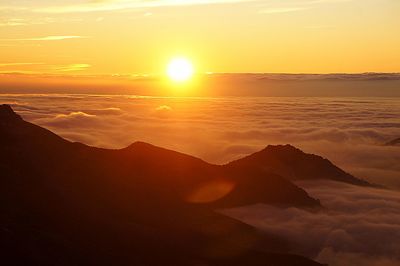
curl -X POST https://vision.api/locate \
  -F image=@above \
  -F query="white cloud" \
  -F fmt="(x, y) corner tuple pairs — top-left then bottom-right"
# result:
(0, 63), (44, 67)
(155, 105), (172, 111)
(258, 0), (353, 15)
(52, 64), (91, 72)
(34, 0), (253, 13)
(259, 7), (310, 14)
(1, 36), (87, 41)
(221, 180), (400, 266)
(0, 17), (85, 27)
(0, 0), (356, 15)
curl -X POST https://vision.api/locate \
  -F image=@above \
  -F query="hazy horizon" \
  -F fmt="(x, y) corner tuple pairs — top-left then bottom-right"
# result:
(2, 72), (400, 96)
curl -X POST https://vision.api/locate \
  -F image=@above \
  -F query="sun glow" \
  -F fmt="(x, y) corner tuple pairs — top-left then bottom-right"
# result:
(167, 57), (194, 82)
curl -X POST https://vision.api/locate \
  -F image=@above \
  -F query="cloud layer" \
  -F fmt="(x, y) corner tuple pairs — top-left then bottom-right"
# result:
(221, 180), (400, 266)
(0, 0), (353, 14)
(1, 94), (399, 188)
(2, 36), (86, 41)
(1, 0), (253, 14)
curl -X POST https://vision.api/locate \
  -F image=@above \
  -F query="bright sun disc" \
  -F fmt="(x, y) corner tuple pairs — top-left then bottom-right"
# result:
(167, 57), (194, 82)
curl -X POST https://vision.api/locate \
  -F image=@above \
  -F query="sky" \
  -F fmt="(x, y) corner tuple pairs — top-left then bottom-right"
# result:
(0, 0), (400, 76)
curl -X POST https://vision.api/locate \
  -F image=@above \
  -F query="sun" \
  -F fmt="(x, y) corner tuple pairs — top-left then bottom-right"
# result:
(167, 57), (194, 82)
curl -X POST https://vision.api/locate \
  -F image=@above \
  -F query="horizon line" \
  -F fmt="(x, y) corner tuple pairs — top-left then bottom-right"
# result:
(1, 71), (400, 79)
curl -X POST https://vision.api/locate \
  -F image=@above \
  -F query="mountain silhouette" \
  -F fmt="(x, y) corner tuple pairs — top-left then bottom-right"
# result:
(0, 104), (328, 265)
(228, 144), (371, 186)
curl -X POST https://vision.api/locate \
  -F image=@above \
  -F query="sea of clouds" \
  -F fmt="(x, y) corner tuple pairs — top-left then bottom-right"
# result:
(222, 180), (400, 266)
(1, 94), (398, 188)
(1, 94), (399, 265)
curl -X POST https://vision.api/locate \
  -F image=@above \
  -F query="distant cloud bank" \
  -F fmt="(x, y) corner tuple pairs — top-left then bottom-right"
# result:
(1, 73), (400, 96)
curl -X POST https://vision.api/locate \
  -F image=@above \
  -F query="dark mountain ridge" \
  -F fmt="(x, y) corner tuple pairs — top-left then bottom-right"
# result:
(0, 104), (371, 265)
(0, 105), (320, 210)
(228, 144), (371, 187)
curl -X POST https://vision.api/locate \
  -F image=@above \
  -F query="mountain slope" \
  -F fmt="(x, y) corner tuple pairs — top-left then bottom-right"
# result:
(228, 144), (370, 186)
(385, 137), (400, 146)
(0, 104), (320, 209)
(0, 104), (322, 266)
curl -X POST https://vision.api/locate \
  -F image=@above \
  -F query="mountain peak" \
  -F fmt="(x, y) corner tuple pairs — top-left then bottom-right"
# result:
(0, 104), (22, 121)
(230, 144), (372, 187)
(123, 141), (161, 152)
(129, 141), (154, 148)
(262, 144), (304, 154)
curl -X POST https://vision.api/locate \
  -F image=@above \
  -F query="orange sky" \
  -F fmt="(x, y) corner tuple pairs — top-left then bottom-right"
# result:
(0, 0), (399, 76)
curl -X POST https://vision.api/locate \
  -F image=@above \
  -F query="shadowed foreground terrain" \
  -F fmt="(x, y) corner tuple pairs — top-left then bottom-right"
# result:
(0, 104), (370, 265)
